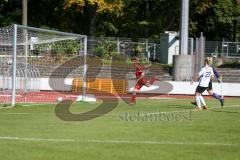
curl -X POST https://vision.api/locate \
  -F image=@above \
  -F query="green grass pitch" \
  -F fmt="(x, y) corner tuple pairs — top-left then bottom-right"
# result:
(0, 97), (240, 160)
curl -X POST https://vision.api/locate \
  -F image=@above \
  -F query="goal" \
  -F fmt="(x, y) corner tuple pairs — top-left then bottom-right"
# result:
(0, 24), (87, 106)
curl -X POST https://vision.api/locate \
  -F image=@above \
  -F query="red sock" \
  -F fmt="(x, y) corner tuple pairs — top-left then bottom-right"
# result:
(131, 94), (136, 103)
(149, 75), (157, 85)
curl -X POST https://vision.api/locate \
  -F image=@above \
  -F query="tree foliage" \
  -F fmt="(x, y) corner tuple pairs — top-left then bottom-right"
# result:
(0, 0), (239, 40)
(64, 0), (123, 14)
(63, 0), (123, 36)
(189, 0), (240, 40)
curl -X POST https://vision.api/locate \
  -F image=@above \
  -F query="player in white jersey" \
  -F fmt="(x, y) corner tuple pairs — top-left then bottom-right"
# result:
(191, 57), (214, 110)
(191, 57), (224, 107)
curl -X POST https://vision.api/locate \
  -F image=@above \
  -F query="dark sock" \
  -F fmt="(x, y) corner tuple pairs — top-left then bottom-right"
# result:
(131, 94), (136, 103)
(212, 93), (221, 100)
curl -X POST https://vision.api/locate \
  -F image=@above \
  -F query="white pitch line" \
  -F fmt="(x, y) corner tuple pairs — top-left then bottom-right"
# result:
(20, 103), (54, 106)
(0, 105), (239, 116)
(0, 112), (33, 115)
(207, 104), (240, 110)
(0, 106), (14, 110)
(146, 104), (240, 115)
(0, 103), (53, 109)
(0, 136), (238, 146)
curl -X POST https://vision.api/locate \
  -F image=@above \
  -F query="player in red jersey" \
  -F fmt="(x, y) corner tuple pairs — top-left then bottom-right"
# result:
(130, 57), (157, 105)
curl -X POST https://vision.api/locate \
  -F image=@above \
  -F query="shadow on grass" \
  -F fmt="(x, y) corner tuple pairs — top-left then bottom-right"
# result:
(210, 110), (240, 114)
(166, 104), (194, 109)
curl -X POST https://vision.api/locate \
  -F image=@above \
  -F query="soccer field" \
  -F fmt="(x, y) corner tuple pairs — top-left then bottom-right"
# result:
(0, 97), (240, 160)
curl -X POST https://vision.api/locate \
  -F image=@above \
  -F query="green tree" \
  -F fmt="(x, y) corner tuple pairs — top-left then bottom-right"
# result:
(117, 0), (180, 39)
(0, 0), (239, 41)
(0, 0), (21, 27)
(63, 0), (123, 36)
(189, 0), (240, 41)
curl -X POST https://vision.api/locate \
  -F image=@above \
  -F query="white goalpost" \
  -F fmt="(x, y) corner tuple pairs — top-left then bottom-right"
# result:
(0, 24), (88, 106)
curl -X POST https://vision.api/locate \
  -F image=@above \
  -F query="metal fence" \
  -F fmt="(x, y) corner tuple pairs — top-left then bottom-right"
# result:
(87, 37), (161, 62)
(188, 39), (240, 58)
(87, 36), (240, 62)
(205, 41), (240, 58)
(221, 42), (240, 57)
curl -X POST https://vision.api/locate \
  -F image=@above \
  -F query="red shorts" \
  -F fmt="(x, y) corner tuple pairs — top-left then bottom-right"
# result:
(134, 78), (147, 90)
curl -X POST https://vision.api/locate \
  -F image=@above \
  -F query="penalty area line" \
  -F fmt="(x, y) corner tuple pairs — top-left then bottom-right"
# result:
(146, 104), (240, 115)
(1, 105), (239, 116)
(0, 136), (238, 146)
(207, 104), (240, 110)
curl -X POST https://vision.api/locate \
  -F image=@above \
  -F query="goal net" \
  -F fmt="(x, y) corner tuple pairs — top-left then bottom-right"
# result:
(0, 24), (87, 106)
